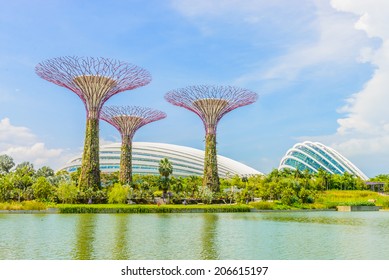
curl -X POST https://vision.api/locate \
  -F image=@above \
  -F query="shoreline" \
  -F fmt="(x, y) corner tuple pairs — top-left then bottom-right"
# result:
(0, 207), (364, 214)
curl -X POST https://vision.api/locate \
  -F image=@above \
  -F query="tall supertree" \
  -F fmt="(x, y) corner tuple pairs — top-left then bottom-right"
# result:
(100, 105), (166, 185)
(35, 56), (151, 190)
(165, 85), (257, 192)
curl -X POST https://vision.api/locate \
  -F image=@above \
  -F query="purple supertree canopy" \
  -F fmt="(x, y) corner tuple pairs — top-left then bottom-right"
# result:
(165, 85), (258, 134)
(35, 56), (152, 116)
(100, 105), (167, 138)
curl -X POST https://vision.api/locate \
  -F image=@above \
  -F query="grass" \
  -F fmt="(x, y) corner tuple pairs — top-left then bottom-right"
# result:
(249, 190), (389, 210)
(316, 190), (389, 209)
(57, 204), (252, 213)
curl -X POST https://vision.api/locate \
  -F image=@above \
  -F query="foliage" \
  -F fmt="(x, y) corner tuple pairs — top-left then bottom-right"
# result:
(36, 166), (55, 178)
(57, 203), (251, 213)
(78, 117), (101, 191)
(120, 137), (132, 185)
(315, 190), (387, 208)
(57, 181), (78, 204)
(249, 201), (276, 210)
(0, 201), (48, 210)
(0, 175), (13, 202)
(31, 176), (55, 202)
(158, 158), (173, 197)
(108, 183), (129, 204)
(336, 201), (376, 206)
(198, 186), (214, 204)
(203, 133), (220, 192)
(0, 154), (15, 174)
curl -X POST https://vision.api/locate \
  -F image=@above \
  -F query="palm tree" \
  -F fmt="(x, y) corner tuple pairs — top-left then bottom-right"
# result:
(158, 158), (173, 200)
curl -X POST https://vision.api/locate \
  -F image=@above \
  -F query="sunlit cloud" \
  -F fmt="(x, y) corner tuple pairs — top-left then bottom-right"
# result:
(0, 117), (65, 168)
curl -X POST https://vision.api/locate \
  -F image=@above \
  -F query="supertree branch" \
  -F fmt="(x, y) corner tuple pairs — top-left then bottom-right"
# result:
(165, 85), (257, 192)
(35, 56), (152, 191)
(35, 56), (152, 118)
(165, 85), (257, 134)
(101, 105), (166, 185)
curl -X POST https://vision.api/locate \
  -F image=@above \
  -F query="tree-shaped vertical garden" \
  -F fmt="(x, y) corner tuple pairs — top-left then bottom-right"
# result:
(35, 57), (151, 190)
(165, 85), (257, 192)
(100, 105), (166, 185)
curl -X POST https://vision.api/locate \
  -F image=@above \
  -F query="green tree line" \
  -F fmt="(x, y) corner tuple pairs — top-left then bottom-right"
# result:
(0, 154), (384, 205)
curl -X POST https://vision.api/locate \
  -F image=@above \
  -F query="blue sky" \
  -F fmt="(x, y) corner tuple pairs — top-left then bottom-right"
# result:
(0, 0), (388, 177)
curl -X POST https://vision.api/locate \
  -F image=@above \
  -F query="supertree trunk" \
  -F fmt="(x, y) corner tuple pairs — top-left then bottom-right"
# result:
(120, 135), (133, 185)
(100, 105), (166, 186)
(79, 116), (100, 191)
(165, 85), (257, 193)
(35, 56), (152, 191)
(203, 133), (220, 192)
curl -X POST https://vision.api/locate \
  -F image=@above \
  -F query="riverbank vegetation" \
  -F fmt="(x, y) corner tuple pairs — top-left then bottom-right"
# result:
(1, 154), (389, 211)
(57, 204), (251, 213)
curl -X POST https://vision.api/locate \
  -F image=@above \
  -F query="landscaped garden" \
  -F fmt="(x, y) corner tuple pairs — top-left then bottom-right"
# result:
(1, 154), (389, 212)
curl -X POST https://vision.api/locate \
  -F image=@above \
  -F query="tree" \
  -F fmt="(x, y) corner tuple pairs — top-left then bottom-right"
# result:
(31, 176), (55, 202)
(0, 154), (15, 174)
(56, 182), (78, 204)
(158, 158), (173, 199)
(36, 56), (151, 191)
(15, 162), (35, 177)
(0, 174), (13, 202)
(100, 106), (166, 185)
(184, 175), (202, 198)
(165, 85), (257, 192)
(36, 166), (55, 178)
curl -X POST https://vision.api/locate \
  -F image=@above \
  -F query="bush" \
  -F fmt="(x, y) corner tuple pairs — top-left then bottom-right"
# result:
(0, 201), (47, 210)
(57, 204), (251, 213)
(249, 201), (275, 210)
(57, 182), (78, 204)
(108, 183), (129, 204)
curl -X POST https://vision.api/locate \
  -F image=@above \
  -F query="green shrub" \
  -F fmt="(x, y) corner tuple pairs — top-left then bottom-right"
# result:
(57, 182), (78, 204)
(249, 201), (275, 210)
(108, 183), (129, 204)
(57, 204), (251, 214)
(0, 201), (47, 210)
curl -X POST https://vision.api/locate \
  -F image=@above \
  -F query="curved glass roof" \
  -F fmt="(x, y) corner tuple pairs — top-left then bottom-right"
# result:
(61, 142), (262, 178)
(279, 141), (368, 180)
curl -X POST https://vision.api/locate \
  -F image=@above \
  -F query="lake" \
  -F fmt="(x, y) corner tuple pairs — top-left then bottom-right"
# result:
(1, 211), (389, 260)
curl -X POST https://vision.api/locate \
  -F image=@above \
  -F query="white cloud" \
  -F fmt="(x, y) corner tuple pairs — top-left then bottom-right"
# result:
(170, 0), (389, 176)
(0, 118), (65, 169)
(238, 0), (372, 84)
(305, 0), (389, 176)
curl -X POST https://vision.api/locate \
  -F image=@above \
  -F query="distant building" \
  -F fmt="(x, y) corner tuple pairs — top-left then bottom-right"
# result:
(279, 141), (368, 180)
(61, 142), (263, 178)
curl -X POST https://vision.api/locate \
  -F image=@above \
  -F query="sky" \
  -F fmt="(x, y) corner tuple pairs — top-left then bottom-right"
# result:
(0, 0), (388, 178)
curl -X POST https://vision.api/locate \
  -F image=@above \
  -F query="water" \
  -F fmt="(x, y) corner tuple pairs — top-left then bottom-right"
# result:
(1, 212), (389, 259)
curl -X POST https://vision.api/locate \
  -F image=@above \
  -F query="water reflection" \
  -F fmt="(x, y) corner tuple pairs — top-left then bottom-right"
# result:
(201, 214), (219, 259)
(261, 213), (364, 226)
(72, 214), (96, 260)
(112, 214), (130, 259)
(3, 212), (389, 260)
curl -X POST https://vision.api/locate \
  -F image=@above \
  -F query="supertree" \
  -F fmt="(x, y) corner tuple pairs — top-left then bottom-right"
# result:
(165, 85), (257, 192)
(100, 105), (166, 185)
(35, 56), (151, 190)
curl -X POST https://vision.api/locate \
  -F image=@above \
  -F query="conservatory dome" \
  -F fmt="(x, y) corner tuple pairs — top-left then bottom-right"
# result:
(278, 141), (368, 180)
(62, 142), (262, 178)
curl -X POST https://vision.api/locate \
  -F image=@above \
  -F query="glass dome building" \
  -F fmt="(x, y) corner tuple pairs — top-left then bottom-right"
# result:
(62, 142), (262, 178)
(278, 141), (368, 180)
